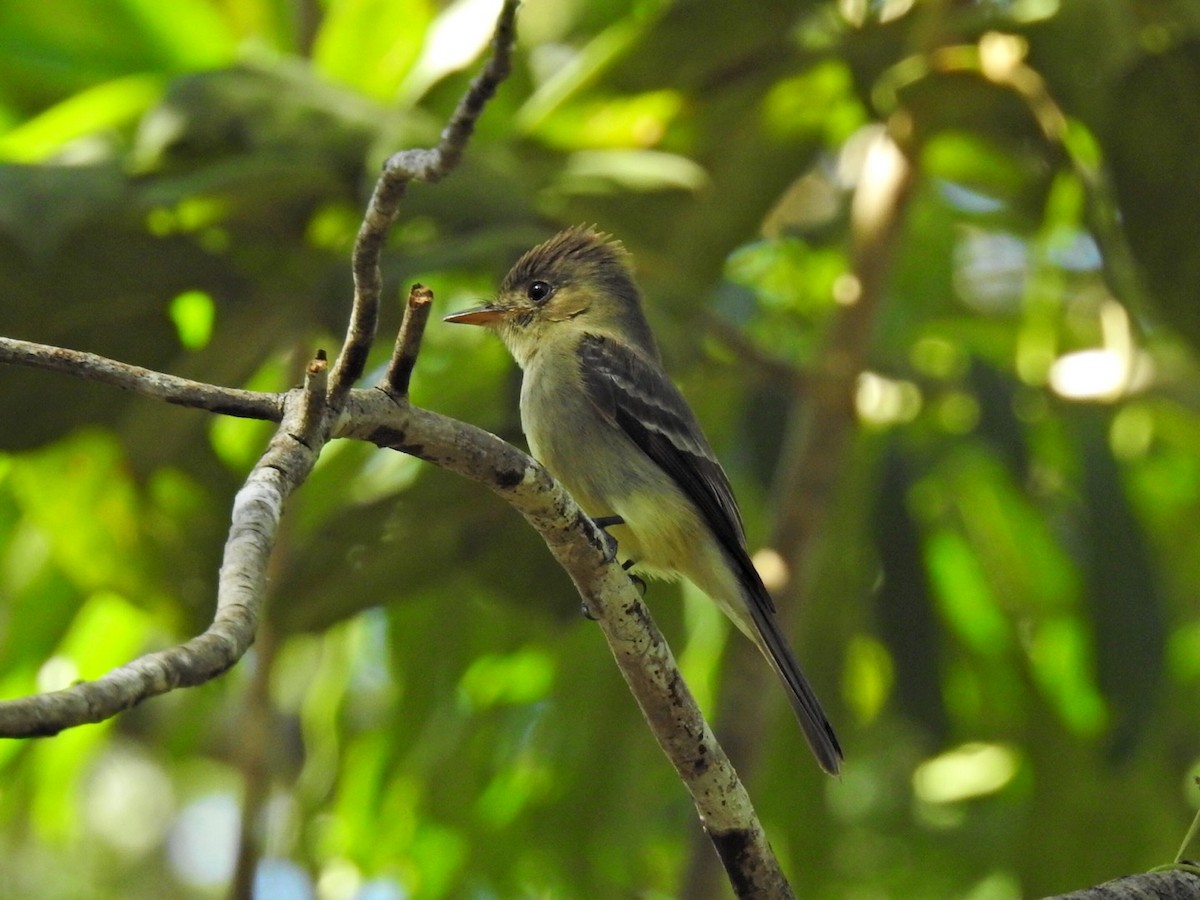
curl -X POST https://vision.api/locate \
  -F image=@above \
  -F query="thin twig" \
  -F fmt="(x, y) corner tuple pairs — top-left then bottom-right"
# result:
(300, 350), (329, 441)
(326, 0), (520, 407)
(0, 336), (283, 421)
(383, 284), (434, 396)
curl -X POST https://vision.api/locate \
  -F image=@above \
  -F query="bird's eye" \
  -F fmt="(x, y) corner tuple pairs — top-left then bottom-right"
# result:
(527, 281), (553, 304)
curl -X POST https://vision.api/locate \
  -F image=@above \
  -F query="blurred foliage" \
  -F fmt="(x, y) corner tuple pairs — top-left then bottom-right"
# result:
(1, 0), (1200, 898)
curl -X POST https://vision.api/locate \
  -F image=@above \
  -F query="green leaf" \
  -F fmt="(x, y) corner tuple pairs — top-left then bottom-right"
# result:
(168, 289), (216, 350)
(0, 74), (164, 162)
(313, 0), (432, 101)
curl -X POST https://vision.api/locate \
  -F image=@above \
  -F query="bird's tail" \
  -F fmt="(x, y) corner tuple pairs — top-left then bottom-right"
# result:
(742, 581), (843, 776)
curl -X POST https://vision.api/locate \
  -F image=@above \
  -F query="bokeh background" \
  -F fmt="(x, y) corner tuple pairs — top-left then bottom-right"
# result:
(1, 0), (1199, 897)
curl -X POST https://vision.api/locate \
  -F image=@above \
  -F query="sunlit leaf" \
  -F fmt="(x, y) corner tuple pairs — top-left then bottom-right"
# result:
(529, 90), (683, 151)
(762, 60), (866, 144)
(0, 74), (163, 162)
(924, 528), (1011, 655)
(843, 633), (894, 724)
(1027, 616), (1108, 735)
(922, 131), (1031, 202)
(7, 432), (143, 595)
(396, 0), (504, 104)
(517, 12), (663, 134)
(557, 148), (709, 194)
(458, 646), (555, 711)
(168, 289), (216, 350)
(313, 0), (432, 101)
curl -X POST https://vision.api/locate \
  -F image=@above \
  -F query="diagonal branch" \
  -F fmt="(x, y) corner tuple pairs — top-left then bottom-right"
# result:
(0, 326), (798, 894)
(340, 390), (796, 899)
(327, 0), (520, 407)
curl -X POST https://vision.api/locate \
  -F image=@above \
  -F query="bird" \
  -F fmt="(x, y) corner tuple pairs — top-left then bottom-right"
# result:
(444, 226), (842, 774)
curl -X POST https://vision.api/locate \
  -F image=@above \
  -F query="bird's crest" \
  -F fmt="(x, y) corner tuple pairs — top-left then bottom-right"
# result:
(501, 225), (632, 295)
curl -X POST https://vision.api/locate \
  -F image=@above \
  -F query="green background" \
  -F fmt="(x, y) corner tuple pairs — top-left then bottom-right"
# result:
(1, 0), (1198, 897)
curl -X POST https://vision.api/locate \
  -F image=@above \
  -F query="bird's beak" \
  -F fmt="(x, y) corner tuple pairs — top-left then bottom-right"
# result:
(443, 304), (506, 326)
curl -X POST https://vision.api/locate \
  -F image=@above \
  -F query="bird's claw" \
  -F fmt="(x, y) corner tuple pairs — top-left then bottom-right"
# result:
(580, 600), (599, 620)
(587, 515), (644, 596)
(622, 559), (646, 596)
(591, 514), (624, 563)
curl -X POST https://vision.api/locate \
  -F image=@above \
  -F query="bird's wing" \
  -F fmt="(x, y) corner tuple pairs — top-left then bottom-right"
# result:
(578, 333), (843, 774)
(576, 333), (771, 613)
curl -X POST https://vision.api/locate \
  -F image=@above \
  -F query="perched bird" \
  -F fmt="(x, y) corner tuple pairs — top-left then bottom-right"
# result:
(445, 226), (842, 774)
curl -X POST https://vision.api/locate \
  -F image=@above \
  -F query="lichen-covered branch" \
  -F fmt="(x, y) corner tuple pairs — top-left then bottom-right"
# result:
(0, 359), (326, 736)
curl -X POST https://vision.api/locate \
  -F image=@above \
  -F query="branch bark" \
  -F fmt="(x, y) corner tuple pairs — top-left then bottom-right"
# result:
(343, 388), (795, 897)
(0, 336), (282, 420)
(0, 20), (1178, 892)
(1042, 867), (1200, 900)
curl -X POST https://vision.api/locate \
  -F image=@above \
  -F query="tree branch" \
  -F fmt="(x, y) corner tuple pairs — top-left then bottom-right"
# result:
(0, 340), (798, 894)
(1043, 866), (1200, 899)
(383, 283), (434, 395)
(0, 336), (283, 421)
(327, 0), (520, 407)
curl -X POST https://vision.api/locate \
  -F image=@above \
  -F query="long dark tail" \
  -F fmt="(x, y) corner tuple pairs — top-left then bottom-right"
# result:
(743, 579), (843, 775)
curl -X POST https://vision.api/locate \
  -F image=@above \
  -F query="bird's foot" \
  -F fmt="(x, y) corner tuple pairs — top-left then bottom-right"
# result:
(583, 516), (644, 604)
(591, 514), (624, 563)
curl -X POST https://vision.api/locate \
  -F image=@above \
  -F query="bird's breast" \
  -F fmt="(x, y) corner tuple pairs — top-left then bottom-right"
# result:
(519, 355), (707, 576)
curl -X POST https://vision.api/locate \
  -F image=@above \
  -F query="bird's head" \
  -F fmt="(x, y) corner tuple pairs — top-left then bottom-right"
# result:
(444, 226), (657, 366)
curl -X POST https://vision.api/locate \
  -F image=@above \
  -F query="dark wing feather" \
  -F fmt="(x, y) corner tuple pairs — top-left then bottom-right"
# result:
(577, 333), (844, 775)
(576, 334), (771, 611)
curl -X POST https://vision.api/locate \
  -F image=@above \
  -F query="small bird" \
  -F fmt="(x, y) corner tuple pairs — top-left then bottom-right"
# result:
(445, 226), (842, 774)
